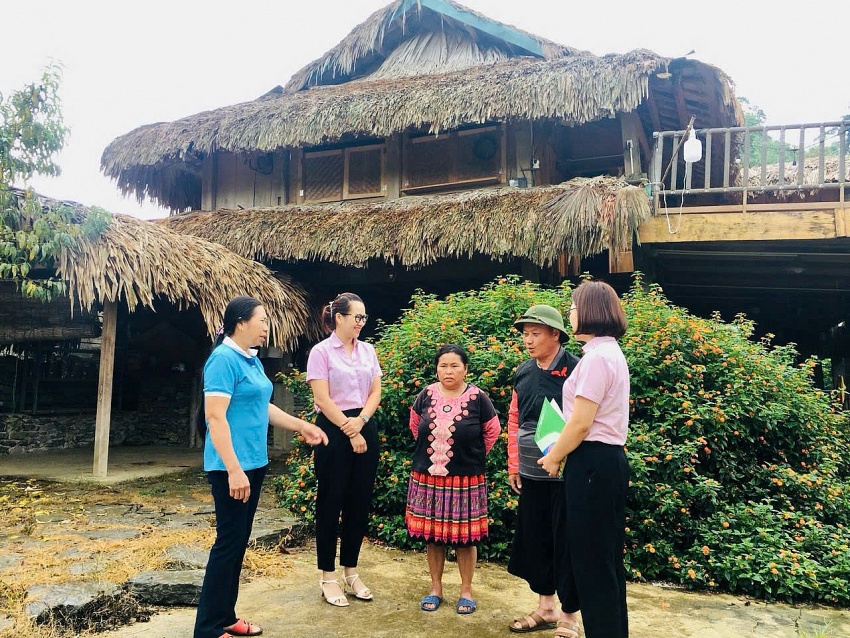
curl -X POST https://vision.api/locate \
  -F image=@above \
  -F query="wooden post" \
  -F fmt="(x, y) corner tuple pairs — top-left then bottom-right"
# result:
(620, 112), (648, 181)
(31, 350), (42, 415)
(189, 370), (203, 448)
(384, 135), (402, 200)
(609, 248), (635, 274)
(93, 300), (118, 478)
(18, 357), (28, 413)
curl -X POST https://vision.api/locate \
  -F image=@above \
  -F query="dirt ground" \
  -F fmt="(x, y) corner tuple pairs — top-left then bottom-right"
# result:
(1, 458), (849, 638)
(100, 542), (850, 638)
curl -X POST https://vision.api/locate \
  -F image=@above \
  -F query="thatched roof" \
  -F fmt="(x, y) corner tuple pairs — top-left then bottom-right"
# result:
(282, 0), (576, 92)
(746, 156), (848, 192)
(6, 190), (315, 347)
(159, 176), (650, 268)
(102, 49), (740, 210)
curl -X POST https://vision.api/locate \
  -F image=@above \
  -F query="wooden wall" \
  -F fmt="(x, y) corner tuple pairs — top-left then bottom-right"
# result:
(0, 283), (98, 344)
(201, 151), (288, 211)
(199, 119), (639, 211)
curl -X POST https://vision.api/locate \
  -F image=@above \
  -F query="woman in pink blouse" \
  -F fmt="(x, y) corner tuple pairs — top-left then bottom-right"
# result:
(539, 281), (630, 638)
(406, 344), (501, 615)
(306, 292), (382, 608)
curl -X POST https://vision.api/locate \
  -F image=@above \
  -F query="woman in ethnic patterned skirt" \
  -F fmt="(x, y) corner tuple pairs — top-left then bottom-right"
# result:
(405, 344), (501, 615)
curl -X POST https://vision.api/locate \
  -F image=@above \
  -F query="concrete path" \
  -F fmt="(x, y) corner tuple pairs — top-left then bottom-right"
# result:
(0, 445), (203, 484)
(101, 541), (849, 638)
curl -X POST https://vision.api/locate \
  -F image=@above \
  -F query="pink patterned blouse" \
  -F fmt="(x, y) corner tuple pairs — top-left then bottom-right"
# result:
(409, 383), (500, 477)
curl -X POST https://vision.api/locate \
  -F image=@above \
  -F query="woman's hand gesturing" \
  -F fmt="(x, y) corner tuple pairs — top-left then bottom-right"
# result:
(301, 423), (329, 446)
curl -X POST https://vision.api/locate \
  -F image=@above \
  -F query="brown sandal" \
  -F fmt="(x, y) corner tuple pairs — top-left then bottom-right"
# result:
(509, 610), (557, 633)
(554, 620), (580, 638)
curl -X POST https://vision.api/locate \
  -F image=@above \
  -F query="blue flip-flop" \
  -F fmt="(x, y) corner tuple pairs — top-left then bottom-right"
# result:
(456, 597), (477, 614)
(420, 594), (443, 611)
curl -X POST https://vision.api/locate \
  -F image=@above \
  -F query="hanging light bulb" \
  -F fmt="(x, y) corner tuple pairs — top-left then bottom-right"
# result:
(683, 128), (703, 163)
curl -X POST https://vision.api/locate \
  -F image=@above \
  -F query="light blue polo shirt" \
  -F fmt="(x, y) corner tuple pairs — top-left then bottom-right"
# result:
(203, 337), (273, 471)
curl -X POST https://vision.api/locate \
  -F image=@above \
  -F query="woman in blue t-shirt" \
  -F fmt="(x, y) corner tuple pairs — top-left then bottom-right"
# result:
(194, 296), (327, 638)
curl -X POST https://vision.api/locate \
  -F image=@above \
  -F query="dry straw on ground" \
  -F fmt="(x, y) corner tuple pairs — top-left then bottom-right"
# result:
(0, 474), (290, 638)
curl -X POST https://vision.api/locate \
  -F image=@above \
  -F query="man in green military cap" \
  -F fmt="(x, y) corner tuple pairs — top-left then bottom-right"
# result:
(506, 304), (580, 633)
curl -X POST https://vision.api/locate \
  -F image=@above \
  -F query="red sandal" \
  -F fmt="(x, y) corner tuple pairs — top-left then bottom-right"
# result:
(224, 619), (263, 636)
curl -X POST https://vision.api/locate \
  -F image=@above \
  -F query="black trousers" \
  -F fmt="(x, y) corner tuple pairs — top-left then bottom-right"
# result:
(194, 464), (267, 638)
(507, 477), (567, 598)
(561, 441), (629, 638)
(314, 409), (379, 572)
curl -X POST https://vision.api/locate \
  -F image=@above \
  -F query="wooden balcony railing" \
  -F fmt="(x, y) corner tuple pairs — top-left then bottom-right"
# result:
(649, 120), (848, 211)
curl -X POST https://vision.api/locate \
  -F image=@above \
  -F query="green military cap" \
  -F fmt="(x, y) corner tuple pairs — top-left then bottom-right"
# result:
(514, 304), (568, 340)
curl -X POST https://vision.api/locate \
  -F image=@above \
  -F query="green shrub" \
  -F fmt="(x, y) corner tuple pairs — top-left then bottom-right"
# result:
(272, 275), (850, 605)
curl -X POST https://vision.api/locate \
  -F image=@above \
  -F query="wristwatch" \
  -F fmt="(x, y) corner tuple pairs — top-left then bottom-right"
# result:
(360, 414), (370, 424)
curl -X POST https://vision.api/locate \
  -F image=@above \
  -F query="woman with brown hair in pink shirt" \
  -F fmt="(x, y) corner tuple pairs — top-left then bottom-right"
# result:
(540, 280), (630, 638)
(306, 292), (382, 608)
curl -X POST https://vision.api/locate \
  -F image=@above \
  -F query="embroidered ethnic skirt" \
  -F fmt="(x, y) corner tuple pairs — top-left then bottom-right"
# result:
(405, 470), (488, 546)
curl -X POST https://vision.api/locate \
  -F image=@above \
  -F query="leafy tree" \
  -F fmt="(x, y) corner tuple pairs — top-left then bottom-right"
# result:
(739, 97), (848, 165)
(0, 64), (67, 186)
(738, 97), (791, 167)
(804, 111), (849, 159)
(0, 65), (108, 303)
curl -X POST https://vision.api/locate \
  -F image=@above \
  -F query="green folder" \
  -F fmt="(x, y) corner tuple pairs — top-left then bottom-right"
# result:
(534, 398), (566, 454)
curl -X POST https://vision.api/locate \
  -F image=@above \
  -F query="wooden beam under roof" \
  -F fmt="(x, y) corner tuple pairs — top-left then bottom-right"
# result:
(673, 78), (690, 129)
(638, 206), (850, 243)
(646, 86), (663, 133)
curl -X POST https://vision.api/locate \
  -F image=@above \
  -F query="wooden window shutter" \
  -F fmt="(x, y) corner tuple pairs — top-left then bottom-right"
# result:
(303, 150), (343, 202)
(345, 146), (383, 198)
(403, 125), (504, 193)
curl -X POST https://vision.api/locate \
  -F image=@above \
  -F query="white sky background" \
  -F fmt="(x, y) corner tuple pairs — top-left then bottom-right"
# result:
(2, 0), (847, 219)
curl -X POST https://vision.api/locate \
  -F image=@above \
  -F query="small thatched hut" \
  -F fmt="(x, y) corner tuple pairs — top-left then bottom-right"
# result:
(1, 189), (314, 474)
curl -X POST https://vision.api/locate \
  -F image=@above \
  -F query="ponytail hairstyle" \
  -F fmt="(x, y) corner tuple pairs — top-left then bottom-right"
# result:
(195, 296), (263, 437)
(320, 292), (363, 334)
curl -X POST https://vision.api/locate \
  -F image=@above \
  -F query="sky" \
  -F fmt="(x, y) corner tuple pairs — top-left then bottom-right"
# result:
(3, 0), (847, 219)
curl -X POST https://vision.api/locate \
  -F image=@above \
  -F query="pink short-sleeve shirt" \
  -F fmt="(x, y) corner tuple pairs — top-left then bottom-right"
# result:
(306, 332), (382, 411)
(561, 336), (630, 446)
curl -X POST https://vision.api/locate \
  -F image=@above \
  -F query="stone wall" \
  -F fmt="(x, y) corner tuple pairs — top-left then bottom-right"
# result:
(0, 371), (193, 454)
